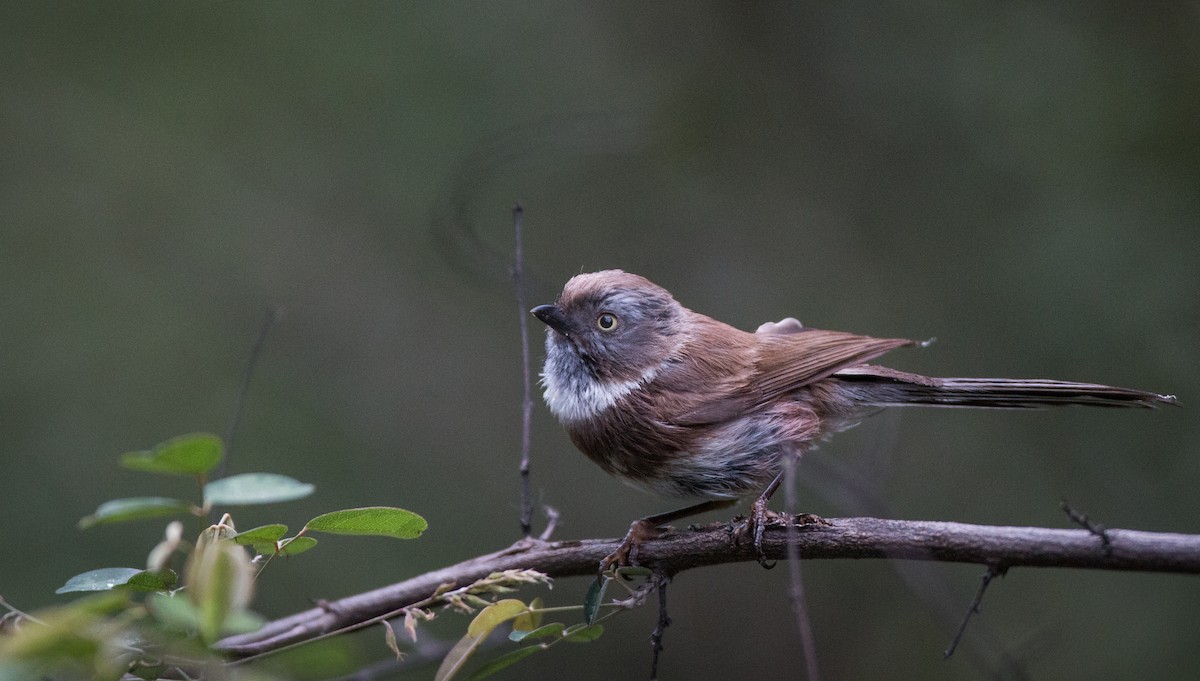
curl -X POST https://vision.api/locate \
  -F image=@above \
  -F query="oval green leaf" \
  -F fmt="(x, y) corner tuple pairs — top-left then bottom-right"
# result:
(508, 621), (564, 642)
(562, 623), (604, 643)
(304, 506), (427, 539)
(120, 432), (223, 476)
(79, 497), (195, 528)
(117, 569), (178, 592)
(466, 599), (527, 638)
(463, 646), (543, 681)
(55, 567), (143, 594)
(583, 576), (609, 625)
(277, 536), (318, 556)
(232, 524), (289, 545)
(204, 473), (315, 506)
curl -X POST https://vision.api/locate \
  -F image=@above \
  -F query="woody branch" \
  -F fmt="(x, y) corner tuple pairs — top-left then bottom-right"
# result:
(216, 516), (1200, 658)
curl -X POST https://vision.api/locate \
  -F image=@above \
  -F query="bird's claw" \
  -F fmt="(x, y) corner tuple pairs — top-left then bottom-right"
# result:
(735, 500), (829, 569)
(750, 496), (776, 569)
(598, 518), (661, 578)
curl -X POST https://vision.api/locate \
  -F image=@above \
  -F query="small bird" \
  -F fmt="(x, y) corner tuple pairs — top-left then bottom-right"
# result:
(532, 270), (1177, 569)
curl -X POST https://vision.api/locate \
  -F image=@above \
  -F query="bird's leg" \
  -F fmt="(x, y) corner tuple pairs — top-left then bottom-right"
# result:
(748, 472), (785, 569)
(600, 498), (737, 573)
(740, 471), (829, 569)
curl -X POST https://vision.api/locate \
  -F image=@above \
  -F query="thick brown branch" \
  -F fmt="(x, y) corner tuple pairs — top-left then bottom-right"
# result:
(216, 516), (1200, 658)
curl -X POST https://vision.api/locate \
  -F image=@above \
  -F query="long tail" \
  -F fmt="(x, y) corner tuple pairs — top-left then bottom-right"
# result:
(833, 366), (1178, 409)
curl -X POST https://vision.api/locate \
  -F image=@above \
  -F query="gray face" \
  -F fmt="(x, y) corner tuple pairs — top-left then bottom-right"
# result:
(532, 271), (687, 423)
(534, 275), (683, 383)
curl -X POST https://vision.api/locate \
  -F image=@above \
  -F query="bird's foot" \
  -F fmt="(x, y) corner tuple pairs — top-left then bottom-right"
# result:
(735, 500), (829, 569)
(599, 518), (662, 575)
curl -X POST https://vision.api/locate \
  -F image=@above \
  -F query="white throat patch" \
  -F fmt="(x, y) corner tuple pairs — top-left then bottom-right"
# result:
(540, 341), (659, 423)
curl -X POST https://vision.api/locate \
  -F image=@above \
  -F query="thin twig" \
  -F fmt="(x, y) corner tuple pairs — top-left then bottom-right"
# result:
(944, 565), (1008, 659)
(649, 573), (671, 681)
(539, 505), (561, 541)
(1061, 501), (1112, 556)
(512, 203), (534, 538)
(805, 453), (1027, 679)
(216, 306), (282, 482)
(0, 594), (48, 627)
(782, 454), (820, 681)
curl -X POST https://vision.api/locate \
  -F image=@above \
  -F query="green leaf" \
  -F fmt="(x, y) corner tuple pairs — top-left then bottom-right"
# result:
(151, 591), (264, 635)
(116, 569), (178, 592)
(508, 622), (564, 642)
(463, 646), (543, 681)
(305, 506), (427, 539)
(55, 567), (142, 594)
(562, 623), (604, 642)
(435, 599), (527, 681)
(246, 543), (278, 556)
(466, 600), (527, 638)
(512, 596), (542, 632)
(120, 432), (223, 476)
(203, 473), (315, 506)
(188, 540), (254, 643)
(79, 497), (194, 528)
(434, 630), (485, 681)
(615, 565), (653, 578)
(232, 524), (289, 545)
(583, 576), (608, 625)
(148, 593), (200, 632)
(233, 524), (297, 556)
(276, 536), (318, 556)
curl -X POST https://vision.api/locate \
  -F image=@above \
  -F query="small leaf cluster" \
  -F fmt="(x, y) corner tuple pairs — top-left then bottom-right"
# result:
(0, 432), (427, 680)
(431, 566), (655, 681)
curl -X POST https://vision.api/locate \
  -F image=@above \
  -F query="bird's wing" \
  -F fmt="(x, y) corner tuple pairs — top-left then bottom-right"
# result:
(667, 325), (916, 426)
(752, 329), (917, 403)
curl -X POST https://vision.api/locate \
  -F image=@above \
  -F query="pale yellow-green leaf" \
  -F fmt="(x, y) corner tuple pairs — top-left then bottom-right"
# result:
(434, 599), (530, 681)
(511, 596), (543, 632)
(185, 539), (255, 643)
(466, 599), (527, 638)
(434, 630), (484, 681)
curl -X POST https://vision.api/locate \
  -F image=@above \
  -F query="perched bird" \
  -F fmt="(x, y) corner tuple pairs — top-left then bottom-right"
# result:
(532, 270), (1177, 569)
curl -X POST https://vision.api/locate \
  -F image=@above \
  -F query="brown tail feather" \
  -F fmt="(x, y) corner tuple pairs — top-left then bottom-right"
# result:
(834, 366), (1178, 409)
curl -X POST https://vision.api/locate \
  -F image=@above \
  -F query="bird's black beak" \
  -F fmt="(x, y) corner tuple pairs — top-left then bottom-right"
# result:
(531, 304), (572, 336)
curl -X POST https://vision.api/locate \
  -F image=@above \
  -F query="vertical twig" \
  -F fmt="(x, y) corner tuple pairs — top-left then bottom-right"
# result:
(512, 203), (534, 538)
(944, 564), (1007, 659)
(210, 306), (281, 522)
(783, 452), (821, 681)
(649, 573), (671, 681)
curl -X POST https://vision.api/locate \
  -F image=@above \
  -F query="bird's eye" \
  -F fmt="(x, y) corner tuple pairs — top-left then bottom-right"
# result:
(597, 313), (618, 331)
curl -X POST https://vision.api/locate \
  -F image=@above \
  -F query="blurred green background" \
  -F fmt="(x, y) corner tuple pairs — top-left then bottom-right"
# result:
(2, 3), (1197, 679)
